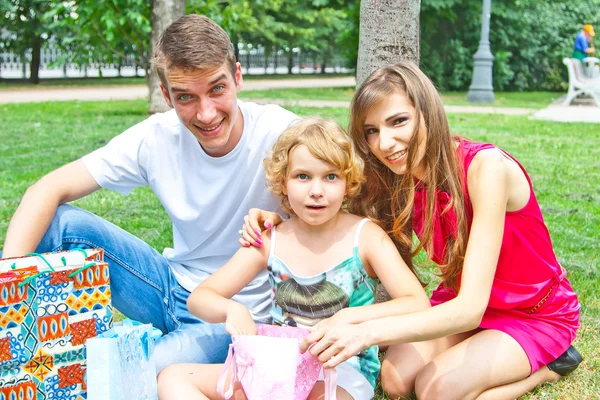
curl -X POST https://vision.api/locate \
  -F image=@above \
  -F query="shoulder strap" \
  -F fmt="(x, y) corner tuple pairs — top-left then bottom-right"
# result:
(353, 218), (370, 248)
(269, 226), (278, 259)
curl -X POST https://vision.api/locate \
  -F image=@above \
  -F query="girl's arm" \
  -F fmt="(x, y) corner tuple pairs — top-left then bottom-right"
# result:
(187, 235), (270, 334)
(324, 221), (430, 326)
(303, 150), (510, 366)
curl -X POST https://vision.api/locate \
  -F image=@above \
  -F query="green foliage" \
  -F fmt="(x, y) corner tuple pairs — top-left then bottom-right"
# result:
(1, 0), (55, 54)
(48, 0), (151, 72)
(0, 0), (72, 82)
(186, 0), (356, 72)
(421, 0), (600, 91)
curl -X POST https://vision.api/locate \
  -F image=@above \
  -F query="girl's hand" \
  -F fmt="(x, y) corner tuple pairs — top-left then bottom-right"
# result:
(239, 208), (283, 248)
(225, 302), (257, 336)
(300, 323), (372, 369)
(312, 308), (355, 332)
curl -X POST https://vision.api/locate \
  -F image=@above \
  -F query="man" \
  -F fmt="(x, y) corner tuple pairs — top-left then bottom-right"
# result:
(573, 24), (595, 61)
(1, 14), (297, 371)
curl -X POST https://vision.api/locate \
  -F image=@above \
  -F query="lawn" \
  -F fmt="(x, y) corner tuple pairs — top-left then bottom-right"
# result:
(241, 87), (562, 109)
(1, 78), (563, 109)
(0, 100), (597, 399)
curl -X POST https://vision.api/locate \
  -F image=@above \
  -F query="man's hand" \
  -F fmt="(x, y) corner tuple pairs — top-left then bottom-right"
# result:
(239, 208), (283, 248)
(299, 323), (371, 369)
(225, 301), (257, 336)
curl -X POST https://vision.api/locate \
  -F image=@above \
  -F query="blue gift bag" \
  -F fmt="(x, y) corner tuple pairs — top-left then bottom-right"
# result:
(86, 319), (162, 400)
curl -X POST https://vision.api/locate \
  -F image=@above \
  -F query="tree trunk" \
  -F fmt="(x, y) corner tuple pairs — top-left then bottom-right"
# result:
(30, 34), (42, 84)
(264, 48), (269, 74)
(358, 0), (421, 303)
(234, 41), (240, 63)
(320, 54), (328, 74)
(246, 45), (251, 75)
(356, 0), (421, 87)
(287, 49), (294, 74)
(149, 0), (185, 114)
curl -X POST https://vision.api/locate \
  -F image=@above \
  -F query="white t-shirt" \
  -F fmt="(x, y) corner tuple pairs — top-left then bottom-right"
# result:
(82, 100), (298, 321)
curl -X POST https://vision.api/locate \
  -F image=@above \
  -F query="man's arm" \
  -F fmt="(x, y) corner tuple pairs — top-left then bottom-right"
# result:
(2, 159), (100, 257)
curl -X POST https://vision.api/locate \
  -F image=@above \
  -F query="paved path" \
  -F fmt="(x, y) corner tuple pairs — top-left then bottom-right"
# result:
(1, 78), (599, 123)
(244, 98), (537, 115)
(530, 96), (600, 123)
(0, 77), (355, 104)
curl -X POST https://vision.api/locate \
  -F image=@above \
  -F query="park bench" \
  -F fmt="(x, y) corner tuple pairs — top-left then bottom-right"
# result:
(562, 58), (600, 107)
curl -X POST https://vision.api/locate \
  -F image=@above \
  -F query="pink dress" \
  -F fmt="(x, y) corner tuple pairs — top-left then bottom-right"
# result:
(413, 139), (580, 374)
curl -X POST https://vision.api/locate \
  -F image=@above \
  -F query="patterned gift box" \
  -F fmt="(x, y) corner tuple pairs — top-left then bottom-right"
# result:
(0, 249), (113, 399)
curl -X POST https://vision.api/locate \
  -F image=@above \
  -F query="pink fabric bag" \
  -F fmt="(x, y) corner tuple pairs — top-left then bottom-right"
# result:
(217, 324), (337, 400)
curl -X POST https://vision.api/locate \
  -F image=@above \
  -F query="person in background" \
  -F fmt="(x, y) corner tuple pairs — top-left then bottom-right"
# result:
(573, 24), (595, 61)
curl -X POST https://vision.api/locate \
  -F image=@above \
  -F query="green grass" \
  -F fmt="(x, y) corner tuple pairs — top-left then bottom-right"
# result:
(0, 101), (598, 399)
(242, 87), (561, 109)
(1, 78), (562, 109)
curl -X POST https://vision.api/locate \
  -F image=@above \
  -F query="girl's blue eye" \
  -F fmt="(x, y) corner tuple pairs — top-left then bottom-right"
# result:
(298, 173), (308, 180)
(326, 174), (337, 181)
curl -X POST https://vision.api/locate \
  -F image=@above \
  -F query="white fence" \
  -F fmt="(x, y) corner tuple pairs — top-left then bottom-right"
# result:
(1, 45), (352, 79)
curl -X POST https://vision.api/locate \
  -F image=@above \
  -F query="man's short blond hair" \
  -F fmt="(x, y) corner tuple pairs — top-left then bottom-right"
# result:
(264, 117), (365, 215)
(152, 14), (237, 88)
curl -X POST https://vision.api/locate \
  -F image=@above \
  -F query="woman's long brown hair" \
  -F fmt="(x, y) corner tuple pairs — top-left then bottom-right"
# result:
(348, 62), (469, 289)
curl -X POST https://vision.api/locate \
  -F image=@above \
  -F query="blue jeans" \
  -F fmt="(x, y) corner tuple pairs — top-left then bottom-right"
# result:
(20, 204), (231, 372)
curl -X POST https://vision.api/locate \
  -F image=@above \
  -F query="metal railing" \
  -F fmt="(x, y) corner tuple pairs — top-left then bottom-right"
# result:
(1, 44), (352, 79)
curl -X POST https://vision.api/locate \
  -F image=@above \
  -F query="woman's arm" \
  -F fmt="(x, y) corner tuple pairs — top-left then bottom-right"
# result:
(187, 236), (270, 334)
(324, 221), (430, 326)
(239, 208), (283, 247)
(303, 150), (511, 366)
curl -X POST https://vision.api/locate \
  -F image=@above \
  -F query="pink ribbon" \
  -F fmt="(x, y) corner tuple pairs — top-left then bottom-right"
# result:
(323, 368), (338, 400)
(216, 345), (254, 399)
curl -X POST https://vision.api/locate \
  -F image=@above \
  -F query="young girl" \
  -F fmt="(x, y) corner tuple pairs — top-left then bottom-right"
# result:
(242, 63), (582, 400)
(157, 117), (429, 400)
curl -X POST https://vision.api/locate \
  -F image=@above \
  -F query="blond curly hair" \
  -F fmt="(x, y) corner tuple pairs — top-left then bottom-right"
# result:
(264, 117), (365, 215)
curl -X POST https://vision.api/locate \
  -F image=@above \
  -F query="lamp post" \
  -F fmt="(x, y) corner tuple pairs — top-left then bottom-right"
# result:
(467, 0), (494, 103)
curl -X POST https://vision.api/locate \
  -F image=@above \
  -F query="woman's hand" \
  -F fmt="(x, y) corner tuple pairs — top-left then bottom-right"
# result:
(225, 301), (257, 336)
(299, 322), (372, 369)
(311, 308), (355, 332)
(239, 208), (283, 248)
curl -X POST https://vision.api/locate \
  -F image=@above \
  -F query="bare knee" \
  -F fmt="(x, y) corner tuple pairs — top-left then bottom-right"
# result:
(380, 361), (417, 399)
(414, 363), (464, 400)
(157, 365), (185, 398)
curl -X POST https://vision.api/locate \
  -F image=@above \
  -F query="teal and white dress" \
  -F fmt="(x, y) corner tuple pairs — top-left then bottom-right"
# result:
(266, 218), (380, 395)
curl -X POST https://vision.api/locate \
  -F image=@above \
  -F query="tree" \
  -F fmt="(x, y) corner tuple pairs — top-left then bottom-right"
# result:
(356, 0), (421, 86)
(49, 0), (151, 81)
(356, 0), (421, 302)
(149, 0), (185, 114)
(0, 0), (67, 84)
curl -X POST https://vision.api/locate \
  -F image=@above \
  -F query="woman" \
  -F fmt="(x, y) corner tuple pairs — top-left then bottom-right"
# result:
(241, 62), (581, 400)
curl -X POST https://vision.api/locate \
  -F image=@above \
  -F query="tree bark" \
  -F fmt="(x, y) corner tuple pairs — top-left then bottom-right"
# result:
(30, 34), (41, 84)
(356, 0), (421, 87)
(149, 0), (185, 114)
(287, 48), (294, 74)
(358, 0), (421, 303)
